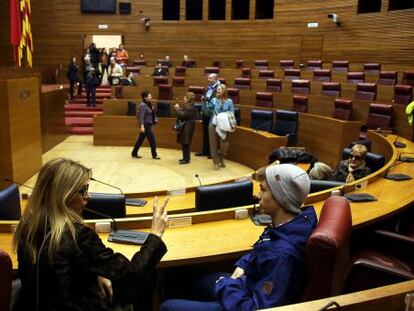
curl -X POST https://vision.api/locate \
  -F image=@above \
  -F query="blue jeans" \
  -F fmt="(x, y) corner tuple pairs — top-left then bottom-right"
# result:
(159, 271), (229, 311)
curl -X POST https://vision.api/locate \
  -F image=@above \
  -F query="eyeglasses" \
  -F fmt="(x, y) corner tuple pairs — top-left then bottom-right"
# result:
(349, 154), (363, 161)
(78, 184), (89, 198)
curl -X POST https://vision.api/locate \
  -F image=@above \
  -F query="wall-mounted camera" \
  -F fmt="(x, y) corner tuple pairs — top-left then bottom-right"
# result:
(327, 13), (340, 26)
(141, 18), (150, 31)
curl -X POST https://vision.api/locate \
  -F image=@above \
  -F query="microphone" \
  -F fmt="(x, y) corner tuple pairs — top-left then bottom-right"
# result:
(399, 152), (414, 163)
(195, 174), (202, 187)
(84, 207), (118, 232)
(4, 178), (34, 190)
(91, 177), (124, 194)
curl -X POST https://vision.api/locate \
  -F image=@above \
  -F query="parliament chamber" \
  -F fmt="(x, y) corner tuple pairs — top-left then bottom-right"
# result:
(1, 0), (414, 310)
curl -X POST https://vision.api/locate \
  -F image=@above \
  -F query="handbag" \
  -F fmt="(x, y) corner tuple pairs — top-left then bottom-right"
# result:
(173, 120), (186, 131)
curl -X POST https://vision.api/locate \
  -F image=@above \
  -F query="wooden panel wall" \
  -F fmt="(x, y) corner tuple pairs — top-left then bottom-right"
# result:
(0, 0), (13, 66)
(23, 0), (414, 71)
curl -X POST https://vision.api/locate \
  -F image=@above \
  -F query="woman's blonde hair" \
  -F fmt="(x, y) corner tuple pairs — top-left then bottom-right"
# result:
(185, 92), (195, 104)
(217, 84), (229, 101)
(351, 144), (368, 158)
(308, 162), (333, 180)
(13, 158), (91, 264)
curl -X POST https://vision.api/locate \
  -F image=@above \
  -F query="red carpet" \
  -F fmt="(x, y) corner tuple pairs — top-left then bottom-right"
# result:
(64, 86), (111, 135)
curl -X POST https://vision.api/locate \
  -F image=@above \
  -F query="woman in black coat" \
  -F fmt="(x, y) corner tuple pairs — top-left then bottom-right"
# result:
(66, 56), (82, 99)
(174, 92), (196, 164)
(13, 158), (169, 311)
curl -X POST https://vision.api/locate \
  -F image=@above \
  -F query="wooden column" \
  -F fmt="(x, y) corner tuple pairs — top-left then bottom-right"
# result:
(0, 78), (42, 189)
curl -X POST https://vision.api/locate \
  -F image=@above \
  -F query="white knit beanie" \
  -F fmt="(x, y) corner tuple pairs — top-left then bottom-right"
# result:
(265, 164), (310, 214)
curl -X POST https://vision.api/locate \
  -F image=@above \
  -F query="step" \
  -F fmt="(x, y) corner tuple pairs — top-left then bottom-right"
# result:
(65, 104), (103, 111)
(79, 93), (111, 99)
(65, 111), (103, 118)
(65, 117), (93, 127)
(67, 98), (105, 104)
(70, 126), (94, 135)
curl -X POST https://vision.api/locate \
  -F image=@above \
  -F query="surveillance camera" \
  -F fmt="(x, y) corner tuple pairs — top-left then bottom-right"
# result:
(327, 13), (340, 25)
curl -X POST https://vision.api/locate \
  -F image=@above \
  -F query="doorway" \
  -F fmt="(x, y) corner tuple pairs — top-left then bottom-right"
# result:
(82, 34), (124, 52)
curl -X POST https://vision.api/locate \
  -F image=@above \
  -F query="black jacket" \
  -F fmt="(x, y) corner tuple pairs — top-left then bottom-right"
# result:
(17, 223), (167, 311)
(67, 63), (79, 81)
(332, 160), (372, 182)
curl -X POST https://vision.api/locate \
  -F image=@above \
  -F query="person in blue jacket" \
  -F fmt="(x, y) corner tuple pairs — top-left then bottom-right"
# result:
(159, 163), (317, 311)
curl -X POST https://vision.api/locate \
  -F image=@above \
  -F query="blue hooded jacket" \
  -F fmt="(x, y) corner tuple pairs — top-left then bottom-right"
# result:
(215, 206), (317, 311)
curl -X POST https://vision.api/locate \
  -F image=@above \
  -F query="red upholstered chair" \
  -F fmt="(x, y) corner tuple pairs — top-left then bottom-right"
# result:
(347, 72), (365, 84)
(403, 71), (414, 87)
(307, 60), (322, 71)
(284, 69), (301, 81)
(355, 83), (377, 101)
(292, 95), (308, 113)
(174, 66), (186, 77)
(133, 59), (147, 66)
(0, 249), (12, 311)
(172, 76), (185, 87)
(236, 59), (244, 69)
(266, 79), (282, 92)
(234, 77), (252, 90)
(153, 76), (168, 86)
(256, 92), (274, 108)
(218, 77), (227, 85)
(204, 67), (220, 76)
(378, 70), (398, 85)
(212, 60), (222, 68)
(241, 67), (252, 78)
(258, 70), (275, 79)
(332, 60), (349, 73)
(364, 63), (381, 74)
(254, 60), (269, 69)
(313, 69), (332, 82)
(158, 84), (173, 100)
(360, 103), (393, 139)
(393, 84), (413, 105)
(301, 196), (352, 301)
(280, 59), (295, 70)
(188, 86), (205, 102)
(344, 206), (414, 293)
(332, 98), (353, 121)
(291, 79), (311, 94)
(322, 82), (341, 97)
(227, 88), (240, 105)
(126, 66), (141, 75)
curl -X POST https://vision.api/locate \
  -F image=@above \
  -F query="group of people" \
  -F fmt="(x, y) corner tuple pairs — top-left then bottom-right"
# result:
(130, 73), (236, 169)
(308, 144), (372, 182)
(13, 157), (316, 311)
(66, 43), (130, 106)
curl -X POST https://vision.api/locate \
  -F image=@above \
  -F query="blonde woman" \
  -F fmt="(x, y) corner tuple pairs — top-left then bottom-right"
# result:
(332, 144), (372, 182)
(208, 84), (235, 170)
(308, 162), (333, 180)
(13, 158), (169, 311)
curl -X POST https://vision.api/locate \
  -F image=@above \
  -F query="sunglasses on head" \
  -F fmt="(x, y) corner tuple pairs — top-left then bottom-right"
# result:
(349, 154), (363, 161)
(78, 184), (89, 197)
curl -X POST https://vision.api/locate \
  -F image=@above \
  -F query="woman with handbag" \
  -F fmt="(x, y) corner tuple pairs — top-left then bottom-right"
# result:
(174, 92), (196, 164)
(131, 90), (161, 159)
(208, 84), (235, 170)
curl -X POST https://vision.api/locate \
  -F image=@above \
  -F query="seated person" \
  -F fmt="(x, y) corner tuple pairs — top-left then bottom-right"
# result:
(308, 162), (333, 180)
(152, 62), (168, 76)
(161, 55), (172, 68)
(160, 163), (317, 311)
(332, 144), (372, 182)
(120, 72), (137, 86)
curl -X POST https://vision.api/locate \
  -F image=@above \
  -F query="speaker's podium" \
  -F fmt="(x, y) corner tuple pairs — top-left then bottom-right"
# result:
(0, 78), (42, 189)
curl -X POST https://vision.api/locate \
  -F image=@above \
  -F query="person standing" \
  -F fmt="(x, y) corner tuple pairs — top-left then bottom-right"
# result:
(174, 92), (197, 164)
(66, 56), (82, 99)
(131, 90), (160, 160)
(89, 43), (100, 70)
(108, 56), (123, 86)
(83, 58), (101, 107)
(196, 73), (221, 158)
(209, 84), (235, 170)
(116, 44), (129, 66)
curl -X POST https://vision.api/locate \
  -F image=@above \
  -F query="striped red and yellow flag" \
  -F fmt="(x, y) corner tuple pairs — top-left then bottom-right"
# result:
(19, 0), (33, 67)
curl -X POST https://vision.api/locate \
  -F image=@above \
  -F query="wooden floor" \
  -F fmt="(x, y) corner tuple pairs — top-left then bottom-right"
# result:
(23, 136), (254, 194)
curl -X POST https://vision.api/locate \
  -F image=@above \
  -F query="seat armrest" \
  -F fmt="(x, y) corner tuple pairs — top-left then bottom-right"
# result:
(373, 230), (414, 245)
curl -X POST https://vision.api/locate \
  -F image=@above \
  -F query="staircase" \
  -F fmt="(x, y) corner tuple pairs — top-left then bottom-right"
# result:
(64, 86), (111, 134)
